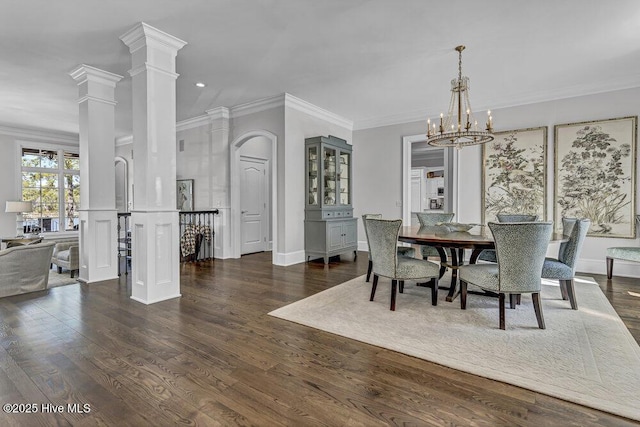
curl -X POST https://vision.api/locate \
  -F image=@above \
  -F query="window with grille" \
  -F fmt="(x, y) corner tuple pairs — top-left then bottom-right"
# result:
(21, 147), (80, 233)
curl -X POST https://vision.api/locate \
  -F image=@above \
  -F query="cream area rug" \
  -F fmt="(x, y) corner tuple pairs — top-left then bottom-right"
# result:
(269, 275), (640, 421)
(47, 269), (79, 288)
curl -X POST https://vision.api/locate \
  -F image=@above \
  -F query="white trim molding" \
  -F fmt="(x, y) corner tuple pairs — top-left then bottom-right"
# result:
(0, 124), (79, 145)
(284, 93), (353, 130)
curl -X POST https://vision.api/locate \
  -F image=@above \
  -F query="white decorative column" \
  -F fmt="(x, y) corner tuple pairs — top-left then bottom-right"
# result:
(69, 65), (122, 284)
(120, 22), (187, 304)
(205, 107), (232, 259)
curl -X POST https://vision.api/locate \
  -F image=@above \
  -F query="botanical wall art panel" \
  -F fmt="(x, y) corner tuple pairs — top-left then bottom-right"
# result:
(554, 116), (637, 238)
(482, 127), (547, 224)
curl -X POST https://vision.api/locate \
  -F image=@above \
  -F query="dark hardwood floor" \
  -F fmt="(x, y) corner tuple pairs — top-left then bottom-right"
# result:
(0, 251), (639, 426)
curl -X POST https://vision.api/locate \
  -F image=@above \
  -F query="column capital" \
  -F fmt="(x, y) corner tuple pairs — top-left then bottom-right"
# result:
(120, 22), (187, 55)
(206, 107), (230, 121)
(69, 64), (123, 87)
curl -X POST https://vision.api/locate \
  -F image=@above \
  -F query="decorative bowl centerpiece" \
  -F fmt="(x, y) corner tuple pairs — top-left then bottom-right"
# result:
(437, 222), (480, 232)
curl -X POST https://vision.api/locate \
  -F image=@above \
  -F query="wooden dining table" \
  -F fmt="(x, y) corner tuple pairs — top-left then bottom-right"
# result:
(398, 224), (567, 302)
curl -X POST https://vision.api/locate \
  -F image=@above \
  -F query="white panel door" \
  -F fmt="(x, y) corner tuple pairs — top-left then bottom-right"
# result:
(240, 158), (266, 254)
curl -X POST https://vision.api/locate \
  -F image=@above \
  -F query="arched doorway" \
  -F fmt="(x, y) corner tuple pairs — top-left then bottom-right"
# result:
(230, 130), (278, 264)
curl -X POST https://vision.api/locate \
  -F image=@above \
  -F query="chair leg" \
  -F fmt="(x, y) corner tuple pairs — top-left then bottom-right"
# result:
(390, 279), (397, 311)
(366, 260), (373, 282)
(399, 280), (404, 293)
(71, 270), (75, 278)
(57, 266), (62, 274)
(606, 257), (614, 280)
(516, 294), (521, 305)
(532, 292), (546, 329)
(460, 280), (467, 309)
(559, 280), (568, 300)
(499, 293), (506, 330)
(369, 275), (379, 301)
(509, 294), (517, 309)
(564, 279), (578, 310)
(431, 278), (438, 306)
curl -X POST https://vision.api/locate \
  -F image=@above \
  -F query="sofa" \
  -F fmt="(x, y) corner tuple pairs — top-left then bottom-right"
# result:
(0, 242), (56, 298)
(50, 237), (80, 278)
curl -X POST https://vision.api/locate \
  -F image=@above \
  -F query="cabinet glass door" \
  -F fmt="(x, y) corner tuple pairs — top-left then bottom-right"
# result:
(323, 146), (337, 206)
(339, 151), (351, 205)
(307, 146), (318, 205)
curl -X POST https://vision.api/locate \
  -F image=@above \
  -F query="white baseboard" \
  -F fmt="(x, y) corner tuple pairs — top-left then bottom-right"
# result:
(274, 250), (306, 266)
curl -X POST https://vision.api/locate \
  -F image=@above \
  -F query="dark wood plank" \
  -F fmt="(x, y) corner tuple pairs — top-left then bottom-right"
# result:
(0, 252), (637, 426)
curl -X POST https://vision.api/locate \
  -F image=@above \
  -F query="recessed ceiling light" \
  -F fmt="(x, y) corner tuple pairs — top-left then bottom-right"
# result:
(195, 82), (206, 88)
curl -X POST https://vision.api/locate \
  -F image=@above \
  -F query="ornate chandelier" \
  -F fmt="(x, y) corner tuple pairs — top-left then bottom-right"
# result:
(427, 45), (494, 149)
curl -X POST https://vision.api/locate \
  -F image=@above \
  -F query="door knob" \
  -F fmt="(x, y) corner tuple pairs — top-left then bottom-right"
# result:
(241, 210), (248, 214)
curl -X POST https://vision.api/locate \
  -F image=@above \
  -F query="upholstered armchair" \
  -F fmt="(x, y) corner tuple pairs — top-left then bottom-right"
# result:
(51, 240), (80, 278)
(365, 218), (440, 310)
(459, 222), (552, 330)
(0, 242), (55, 298)
(415, 212), (455, 259)
(541, 218), (590, 310)
(362, 214), (415, 282)
(477, 214), (539, 263)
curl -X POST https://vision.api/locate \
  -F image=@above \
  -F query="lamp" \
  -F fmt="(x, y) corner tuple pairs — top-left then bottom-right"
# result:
(5, 201), (33, 237)
(426, 45), (494, 149)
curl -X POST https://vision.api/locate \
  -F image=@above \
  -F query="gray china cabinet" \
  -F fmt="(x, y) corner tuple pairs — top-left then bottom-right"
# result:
(304, 135), (357, 263)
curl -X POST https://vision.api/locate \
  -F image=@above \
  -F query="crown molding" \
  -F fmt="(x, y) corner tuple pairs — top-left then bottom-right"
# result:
(120, 22), (187, 54)
(0, 124), (78, 145)
(176, 114), (209, 132)
(353, 80), (640, 131)
(283, 93), (353, 130)
(230, 94), (285, 118)
(69, 64), (123, 87)
(227, 93), (353, 130)
(206, 106), (230, 121)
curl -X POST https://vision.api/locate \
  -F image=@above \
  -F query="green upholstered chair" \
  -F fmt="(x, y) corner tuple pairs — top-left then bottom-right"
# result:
(541, 218), (590, 310)
(362, 214), (415, 282)
(415, 212), (455, 259)
(606, 248), (640, 279)
(459, 221), (553, 330)
(477, 214), (539, 263)
(365, 218), (440, 310)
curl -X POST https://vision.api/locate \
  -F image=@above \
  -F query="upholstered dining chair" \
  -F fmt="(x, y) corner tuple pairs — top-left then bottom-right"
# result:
(459, 221), (553, 330)
(541, 218), (590, 310)
(362, 214), (415, 282)
(415, 212), (455, 259)
(365, 218), (440, 310)
(477, 214), (539, 263)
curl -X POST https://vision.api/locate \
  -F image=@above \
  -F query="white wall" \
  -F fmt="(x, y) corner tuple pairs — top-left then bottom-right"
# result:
(353, 120), (425, 240)
(354, 87), (640, 277)
(176, 124), (225, 210)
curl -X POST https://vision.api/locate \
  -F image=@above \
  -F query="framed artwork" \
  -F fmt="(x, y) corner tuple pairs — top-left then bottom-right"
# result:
(554, 116), (637, 238)
(177, 179), (194, 211)
(482, 127), (547, 224)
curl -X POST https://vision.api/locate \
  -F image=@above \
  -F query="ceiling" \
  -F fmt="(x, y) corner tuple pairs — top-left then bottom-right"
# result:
(2, 0), (640, 139)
